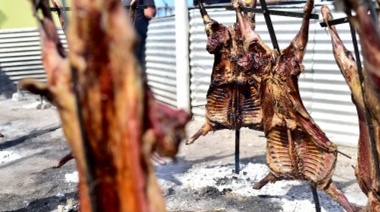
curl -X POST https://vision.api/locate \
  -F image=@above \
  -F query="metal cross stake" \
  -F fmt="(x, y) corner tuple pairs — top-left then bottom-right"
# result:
(259, 0), (280, 52)
(234, 11), (241, 175)
(235, 129), (240, 174)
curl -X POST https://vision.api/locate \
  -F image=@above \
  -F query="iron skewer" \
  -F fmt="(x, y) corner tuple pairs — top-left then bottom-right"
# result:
(259, 0), (280, 52)
(310, 183), (321, 212)
(192, 4), (319, 19)
(49, 5), (148, 12)
(235, 129), (240, 174)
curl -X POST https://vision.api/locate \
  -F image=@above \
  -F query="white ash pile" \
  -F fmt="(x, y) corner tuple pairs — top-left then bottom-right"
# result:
(0, 150), (20, 164)
(159, 162), (367, 212)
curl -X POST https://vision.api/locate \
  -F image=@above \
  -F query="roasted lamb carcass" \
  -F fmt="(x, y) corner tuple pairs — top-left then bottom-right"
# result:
(234, 0), (354, 211)
(187, 0), (265, 144)
(336, 0), (380, 123)
(323, 2), (380, 210)
(19, 0), (190, 211)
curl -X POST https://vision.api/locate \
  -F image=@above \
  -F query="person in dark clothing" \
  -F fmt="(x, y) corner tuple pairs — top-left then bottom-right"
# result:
(123, 0), (156, 71)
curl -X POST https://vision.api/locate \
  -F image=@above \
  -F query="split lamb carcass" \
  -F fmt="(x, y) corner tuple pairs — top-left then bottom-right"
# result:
(19, 0), (190, 211)
(186, 0), (265, 144)
(336, 0), (380, 123)
(322, 3), (380, 211)
(232, 0), (355, 210)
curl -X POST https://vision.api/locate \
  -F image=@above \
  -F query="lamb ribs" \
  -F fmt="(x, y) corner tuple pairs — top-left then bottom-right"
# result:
(239, 1), (353, 211)
(186, 0), (264, 144)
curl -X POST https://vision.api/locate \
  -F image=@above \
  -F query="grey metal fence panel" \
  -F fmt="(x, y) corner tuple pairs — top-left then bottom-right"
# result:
(0, 28), (67, 84)
(309, 8), (360, 146)
(188, 5), (359, 146)
(146, 16), (177, 107)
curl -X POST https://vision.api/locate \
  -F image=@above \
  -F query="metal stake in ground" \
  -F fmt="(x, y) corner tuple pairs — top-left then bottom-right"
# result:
(310, 183), (321, 212)
(235, 129), (240, 174)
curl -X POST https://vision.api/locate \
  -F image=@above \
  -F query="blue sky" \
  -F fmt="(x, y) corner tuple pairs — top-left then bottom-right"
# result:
(155, 0), (194, 7)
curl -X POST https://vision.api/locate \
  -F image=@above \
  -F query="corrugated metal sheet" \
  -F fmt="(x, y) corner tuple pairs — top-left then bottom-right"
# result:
(0, 28), (67, 84)
(188, 5), (360, 146)
(310, 7), (360, 147)
(146, 16), (177, 107)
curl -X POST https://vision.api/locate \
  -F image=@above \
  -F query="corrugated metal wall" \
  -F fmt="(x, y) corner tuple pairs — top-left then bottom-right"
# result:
(145, 16), (177, 107)
(0, 28), (66, 84)
(0, 22), (178, 107)
(311, 8), (361, 147)
(188, 5), (360, 147)
(0, 5), (363, 146)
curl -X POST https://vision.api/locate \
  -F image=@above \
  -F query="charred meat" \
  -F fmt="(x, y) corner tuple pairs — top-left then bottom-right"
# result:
(234, 0), (354, 210)
(19, 0), (190, 211)
(187, 0), (266, 145)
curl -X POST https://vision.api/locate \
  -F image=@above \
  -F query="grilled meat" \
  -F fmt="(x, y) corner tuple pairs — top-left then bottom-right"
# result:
(19, 0), (190, 211)
(323, 4), (380, 211)
(242, 1), (354, 211)
(187, 0), (265, 144)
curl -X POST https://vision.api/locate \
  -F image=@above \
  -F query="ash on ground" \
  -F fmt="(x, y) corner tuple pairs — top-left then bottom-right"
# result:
(158, 162), (366, 212)
(0, 96), (368, 211)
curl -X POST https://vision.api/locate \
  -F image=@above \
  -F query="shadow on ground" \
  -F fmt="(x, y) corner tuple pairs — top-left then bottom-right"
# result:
(4, 192), (77, 212)
(0, 70), (16, 99)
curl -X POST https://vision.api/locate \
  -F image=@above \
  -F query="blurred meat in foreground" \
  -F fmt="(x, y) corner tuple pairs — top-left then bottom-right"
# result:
(19, 0), (190, 211)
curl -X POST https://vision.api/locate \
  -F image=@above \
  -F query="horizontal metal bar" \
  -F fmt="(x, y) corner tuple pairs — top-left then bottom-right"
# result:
(319, 17), (348, 27)
(49, 5), (148, 12)
(50, 7), (70, 11)
(321, 7), (380, 27)
(51, 5), (319, 19)
(193, 4), (319, 19)
(253, 8), (319, 19)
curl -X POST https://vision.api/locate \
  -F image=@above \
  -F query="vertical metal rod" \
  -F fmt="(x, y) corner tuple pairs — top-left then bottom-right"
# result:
(310, 184), (321, 212)
(71, 67), (98, 211)
(259, 0), (280, 52)
(235, 129), (240, 174)
(61, 0), (68, 26)
(57, 1), (95, 209)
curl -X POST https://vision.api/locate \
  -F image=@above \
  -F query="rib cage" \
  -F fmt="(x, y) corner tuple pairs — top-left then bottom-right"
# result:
(266, 126), (336, 186)
(204, 22), (264, 131)
(206, 84), (262, 130)
(261, 60), (338, 188)
(186, 3), (265, 144)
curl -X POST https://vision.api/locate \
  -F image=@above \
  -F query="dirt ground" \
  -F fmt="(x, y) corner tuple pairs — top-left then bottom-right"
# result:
(0, 94), (367, 212)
